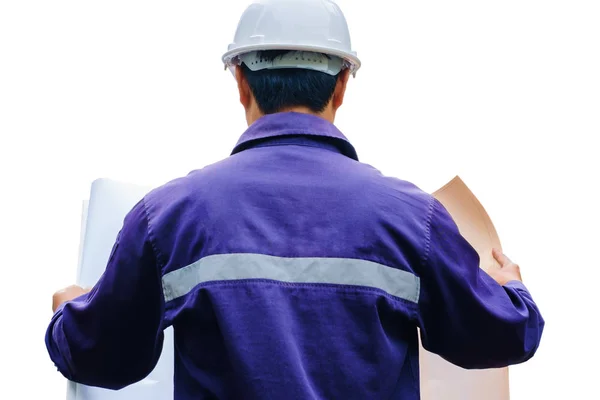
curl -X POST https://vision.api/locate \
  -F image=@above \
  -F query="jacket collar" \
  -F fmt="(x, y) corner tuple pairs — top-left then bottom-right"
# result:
(231, 112), (359, 161)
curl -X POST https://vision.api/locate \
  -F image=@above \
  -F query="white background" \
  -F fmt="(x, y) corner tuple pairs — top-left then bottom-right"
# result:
(1, 1), (598, 399)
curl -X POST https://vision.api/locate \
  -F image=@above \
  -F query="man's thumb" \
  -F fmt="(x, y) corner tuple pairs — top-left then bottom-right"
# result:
(492, 248), (511, 267)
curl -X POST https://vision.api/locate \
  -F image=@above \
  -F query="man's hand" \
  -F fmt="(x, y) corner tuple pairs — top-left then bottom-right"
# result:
(488, 248), (523, 286)
(52, 285), (92, 313)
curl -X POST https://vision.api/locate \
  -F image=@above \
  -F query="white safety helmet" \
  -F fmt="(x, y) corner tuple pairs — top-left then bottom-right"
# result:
(222, 0), (361, 77)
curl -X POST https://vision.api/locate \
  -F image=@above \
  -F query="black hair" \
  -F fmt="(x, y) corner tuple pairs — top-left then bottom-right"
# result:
(241, 50), (341, 115)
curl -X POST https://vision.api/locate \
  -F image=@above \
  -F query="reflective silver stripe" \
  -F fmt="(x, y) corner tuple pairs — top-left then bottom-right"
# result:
(162, 253), (420, 304)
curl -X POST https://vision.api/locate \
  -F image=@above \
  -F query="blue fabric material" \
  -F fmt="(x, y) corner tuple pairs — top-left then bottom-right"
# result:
(46, 112), (544, 399)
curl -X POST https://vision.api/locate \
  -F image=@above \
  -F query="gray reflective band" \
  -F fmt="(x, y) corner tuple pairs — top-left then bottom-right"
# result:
(162, 253), (420, 304)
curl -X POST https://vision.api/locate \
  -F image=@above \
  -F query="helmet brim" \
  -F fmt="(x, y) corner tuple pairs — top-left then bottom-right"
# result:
(222, 43), (361, 76)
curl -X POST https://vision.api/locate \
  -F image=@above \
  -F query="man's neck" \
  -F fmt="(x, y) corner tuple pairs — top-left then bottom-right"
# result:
(247, 106), (335, 126)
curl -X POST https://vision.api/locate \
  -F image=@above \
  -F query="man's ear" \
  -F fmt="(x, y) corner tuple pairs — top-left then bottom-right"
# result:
(235, 65), (252, 109)
(332, 69), (351, 110)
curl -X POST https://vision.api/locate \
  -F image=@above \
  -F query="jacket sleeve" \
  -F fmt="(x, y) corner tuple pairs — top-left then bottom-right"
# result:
(416, 198), (545, 369)
(45, 198), (166, 390)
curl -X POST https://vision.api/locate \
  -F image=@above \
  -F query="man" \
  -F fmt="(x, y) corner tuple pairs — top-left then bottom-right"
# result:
(46, 0), (544, 399)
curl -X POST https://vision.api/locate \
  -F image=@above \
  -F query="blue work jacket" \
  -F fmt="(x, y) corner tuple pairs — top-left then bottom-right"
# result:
(46, 112), (544, 399)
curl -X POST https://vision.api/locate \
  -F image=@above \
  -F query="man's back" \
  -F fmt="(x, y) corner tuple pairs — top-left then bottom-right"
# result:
(150, 113), (427, 398)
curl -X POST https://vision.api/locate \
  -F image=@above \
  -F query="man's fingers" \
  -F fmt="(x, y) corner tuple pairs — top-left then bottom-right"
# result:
(52, 285), (91, 312)
(492, 248), (511, 267)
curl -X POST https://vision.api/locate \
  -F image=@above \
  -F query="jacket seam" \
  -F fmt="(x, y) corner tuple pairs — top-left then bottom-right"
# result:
(419, 197), (436, 296)
(140, 196), (171, 315)
(141, 196), (167, 272)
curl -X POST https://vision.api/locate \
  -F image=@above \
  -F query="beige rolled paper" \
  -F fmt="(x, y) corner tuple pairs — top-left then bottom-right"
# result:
(419, 176), (509, 400)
